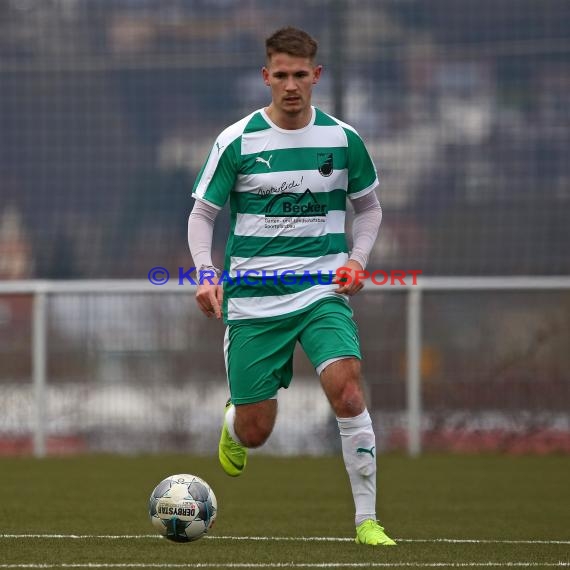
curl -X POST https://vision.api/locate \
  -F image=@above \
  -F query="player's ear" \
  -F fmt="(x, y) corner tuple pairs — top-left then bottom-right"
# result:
(262, 67), (270, 86)
(312, 64), (323, 84)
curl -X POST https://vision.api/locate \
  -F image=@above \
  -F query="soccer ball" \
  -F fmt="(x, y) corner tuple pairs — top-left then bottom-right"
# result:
(148, 473), (217, 542)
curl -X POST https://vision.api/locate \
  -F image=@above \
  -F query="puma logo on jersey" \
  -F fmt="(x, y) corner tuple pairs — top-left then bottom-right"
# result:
(256, 155), (273, 169)
(356, 446), (375, 458)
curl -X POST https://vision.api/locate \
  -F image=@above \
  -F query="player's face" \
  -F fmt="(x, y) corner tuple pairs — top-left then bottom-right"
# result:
(262, 53), (322, 119)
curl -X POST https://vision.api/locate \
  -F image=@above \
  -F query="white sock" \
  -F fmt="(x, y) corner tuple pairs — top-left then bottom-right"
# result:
(225, 404), (245, 445)
(337, 409), (377, 526)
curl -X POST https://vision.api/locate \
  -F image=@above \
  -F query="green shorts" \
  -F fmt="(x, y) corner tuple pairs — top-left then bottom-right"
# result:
(224, 298), (361, 405)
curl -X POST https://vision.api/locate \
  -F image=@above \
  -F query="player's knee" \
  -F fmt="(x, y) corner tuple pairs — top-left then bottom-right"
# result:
(234, 400), (276, 448)
(239, 425), (271, 448)
(336, 381), (365, 417)
(322, 359), (365, 416)
(236, 414), (274, 448)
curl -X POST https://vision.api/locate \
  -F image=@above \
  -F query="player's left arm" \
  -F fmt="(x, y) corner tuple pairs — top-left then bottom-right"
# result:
(333, 126), (382, 295)
(333, 192), (382, 295)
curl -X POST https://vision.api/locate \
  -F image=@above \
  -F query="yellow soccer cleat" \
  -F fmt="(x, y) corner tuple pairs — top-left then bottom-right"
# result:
(218, 401), (247, 477)
(355, 520), (397, 546)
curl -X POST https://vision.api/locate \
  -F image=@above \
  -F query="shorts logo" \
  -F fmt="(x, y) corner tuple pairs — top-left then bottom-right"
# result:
(317, 152), (334, 177)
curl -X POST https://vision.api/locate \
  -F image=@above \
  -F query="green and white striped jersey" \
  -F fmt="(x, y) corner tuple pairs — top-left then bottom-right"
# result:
(192, 106), (379, 323)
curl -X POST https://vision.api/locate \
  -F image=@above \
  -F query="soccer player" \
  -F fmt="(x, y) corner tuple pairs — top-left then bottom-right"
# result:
(188, 27), (395, 546)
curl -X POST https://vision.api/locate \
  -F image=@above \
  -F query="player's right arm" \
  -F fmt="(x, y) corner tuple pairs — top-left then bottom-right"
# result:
(188, 200), (223, 319)
(189, 130), (241, 319)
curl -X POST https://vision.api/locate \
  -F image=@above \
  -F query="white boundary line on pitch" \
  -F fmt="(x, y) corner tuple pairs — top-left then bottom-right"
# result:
(0, 561), (570, 569)
(1, 535), (570, 545)
(0, 563), (569, 568)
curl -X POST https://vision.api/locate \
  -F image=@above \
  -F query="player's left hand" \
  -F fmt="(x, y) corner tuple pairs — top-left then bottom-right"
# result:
(332, 259), (366, 296)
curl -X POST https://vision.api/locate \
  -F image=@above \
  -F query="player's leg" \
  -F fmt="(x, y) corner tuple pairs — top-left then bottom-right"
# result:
(299, 299), (396, 546)
(219, 397), (277, 476)
(219, 319), (296, 476)
(226, 398), (277, 448)
(319, 358), (394, 545)
(319, 359), (376, 525)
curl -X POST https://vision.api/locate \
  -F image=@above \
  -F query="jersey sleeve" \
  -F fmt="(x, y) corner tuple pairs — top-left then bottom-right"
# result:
(192, 136), (241, 209)
(343, 127), (379, 200)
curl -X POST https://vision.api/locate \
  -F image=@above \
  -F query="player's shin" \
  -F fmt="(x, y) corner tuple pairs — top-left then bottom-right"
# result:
(337, 409), (377, 526)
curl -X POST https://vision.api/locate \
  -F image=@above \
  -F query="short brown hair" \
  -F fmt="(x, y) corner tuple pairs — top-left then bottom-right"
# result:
(265, 27), (318, 60)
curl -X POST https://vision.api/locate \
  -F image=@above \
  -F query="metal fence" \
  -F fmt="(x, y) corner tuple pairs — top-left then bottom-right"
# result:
(1, 278), (569, 457)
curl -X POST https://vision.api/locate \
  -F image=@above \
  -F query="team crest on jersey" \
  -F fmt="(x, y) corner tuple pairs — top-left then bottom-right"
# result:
(317, 152), (334, 177)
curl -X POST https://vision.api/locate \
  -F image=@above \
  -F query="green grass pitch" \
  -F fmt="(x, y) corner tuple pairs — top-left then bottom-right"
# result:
(1, 454), (569, 569)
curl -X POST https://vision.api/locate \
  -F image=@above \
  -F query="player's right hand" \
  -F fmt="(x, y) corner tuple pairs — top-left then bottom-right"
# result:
(195, 282), (223, 319)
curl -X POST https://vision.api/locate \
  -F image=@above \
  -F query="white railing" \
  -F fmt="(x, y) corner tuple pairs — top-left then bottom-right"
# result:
(1, 276), (570, 458)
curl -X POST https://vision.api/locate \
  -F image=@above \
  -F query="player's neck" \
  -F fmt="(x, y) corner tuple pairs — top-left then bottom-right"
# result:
(264, 104), (312, 130)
